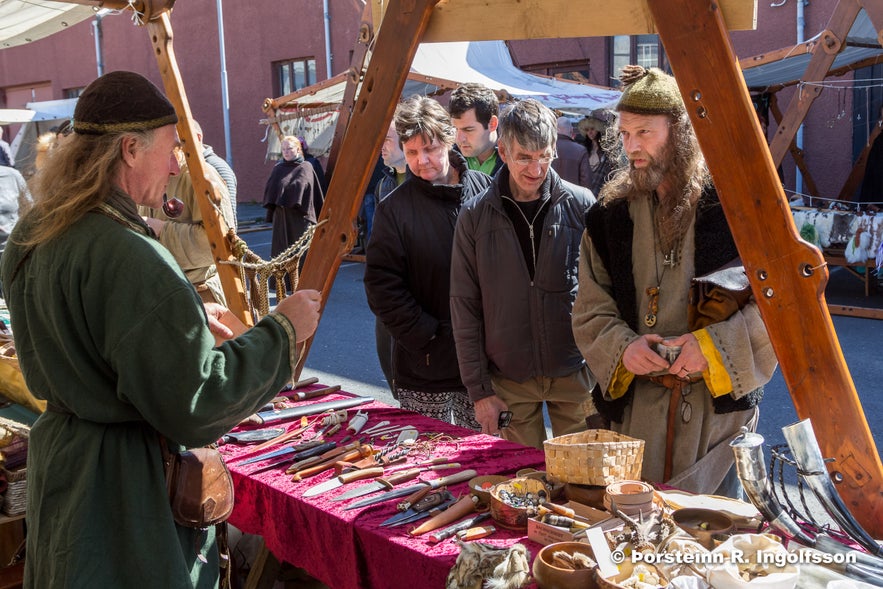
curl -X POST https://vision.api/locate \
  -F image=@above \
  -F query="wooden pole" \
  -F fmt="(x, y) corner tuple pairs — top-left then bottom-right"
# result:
(293, 0), (441, 378)
(651, 0), (883, 535)
(147, 13), (254, 327)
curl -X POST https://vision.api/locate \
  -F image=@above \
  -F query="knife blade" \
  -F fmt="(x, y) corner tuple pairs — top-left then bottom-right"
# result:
(331, 462), (462, 502)
(238, 438), (326, 466)
(218, 428), (285, 445)
(301, 466), (385, 498)
(342, 469), (477, 511)
(239, 396), (373, 426)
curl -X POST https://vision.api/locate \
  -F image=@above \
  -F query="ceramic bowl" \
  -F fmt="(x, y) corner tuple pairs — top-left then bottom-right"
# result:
(672, 507), (734, 549)
(532, 541), (598, 589)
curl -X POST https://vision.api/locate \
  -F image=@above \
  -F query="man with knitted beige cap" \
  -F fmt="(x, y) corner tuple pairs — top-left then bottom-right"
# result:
(571, 66), (776, 497)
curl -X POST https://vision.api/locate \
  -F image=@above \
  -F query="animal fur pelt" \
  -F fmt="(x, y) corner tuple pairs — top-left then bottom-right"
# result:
(445, 539), (531, 589)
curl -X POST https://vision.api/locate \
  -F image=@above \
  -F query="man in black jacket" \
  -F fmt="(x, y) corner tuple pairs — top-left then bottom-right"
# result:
(364, 96), (491, 427)
(451, 99), (597, 448)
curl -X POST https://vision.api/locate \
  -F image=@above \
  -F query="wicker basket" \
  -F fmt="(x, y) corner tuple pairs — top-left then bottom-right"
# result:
(543, 429), (644, 486)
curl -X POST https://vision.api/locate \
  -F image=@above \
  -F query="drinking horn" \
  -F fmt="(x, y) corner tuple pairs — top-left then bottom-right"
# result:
(781, 419), (883, 557)
(731, 428), (883, 581)
(730, 428), (816, 546)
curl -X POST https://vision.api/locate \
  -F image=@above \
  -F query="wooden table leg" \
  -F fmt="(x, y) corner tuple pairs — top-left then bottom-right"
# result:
(244, 540), (282, 589)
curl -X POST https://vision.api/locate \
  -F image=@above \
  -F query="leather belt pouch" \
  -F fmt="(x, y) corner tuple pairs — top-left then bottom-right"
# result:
(687, 264), (752, 331)
(165, 445), (234, 528)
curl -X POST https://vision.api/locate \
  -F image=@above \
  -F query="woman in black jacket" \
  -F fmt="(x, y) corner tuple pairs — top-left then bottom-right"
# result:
(364, 96), (491, 428)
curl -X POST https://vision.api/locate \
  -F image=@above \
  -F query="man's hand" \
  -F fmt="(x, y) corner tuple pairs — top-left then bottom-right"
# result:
(621, 334), (669, 375)
(474, 395), (509, 436)
(664, 332), (708, 377)
(203, 302), (235, 341)
(275, 289), (322, 343)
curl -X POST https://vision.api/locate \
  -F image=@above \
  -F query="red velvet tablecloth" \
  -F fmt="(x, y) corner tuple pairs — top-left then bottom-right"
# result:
(221, 388), (548, 589)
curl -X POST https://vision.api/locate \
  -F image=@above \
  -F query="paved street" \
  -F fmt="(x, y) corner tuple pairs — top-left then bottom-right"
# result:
(239, 203), (882, 522)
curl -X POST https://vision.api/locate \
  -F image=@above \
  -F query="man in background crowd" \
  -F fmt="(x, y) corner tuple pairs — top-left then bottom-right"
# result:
(0, 127), (14, 168)
(449, 83), (504, 176)
(371, 120), (408, 395)
(551, 115), (592, 188)
(193, 120), (238, 226)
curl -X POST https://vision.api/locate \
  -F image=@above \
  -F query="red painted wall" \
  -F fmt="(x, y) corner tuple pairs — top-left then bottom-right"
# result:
(0, 0), (360, 209)
(0, 0), (858, 203)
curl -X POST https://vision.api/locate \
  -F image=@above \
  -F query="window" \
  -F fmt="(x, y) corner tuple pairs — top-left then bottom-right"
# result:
(609, 35), (665, 85)
(274, 58), (317, 96)
(522, 60), (590, 84)
(64, 87), (85, 99)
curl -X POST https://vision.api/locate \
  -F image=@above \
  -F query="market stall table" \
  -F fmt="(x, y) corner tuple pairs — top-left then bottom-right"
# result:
(220, 386), (548, 589)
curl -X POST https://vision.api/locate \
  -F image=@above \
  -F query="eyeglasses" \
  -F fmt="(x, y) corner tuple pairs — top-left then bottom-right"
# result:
(512, 153), (557, 167)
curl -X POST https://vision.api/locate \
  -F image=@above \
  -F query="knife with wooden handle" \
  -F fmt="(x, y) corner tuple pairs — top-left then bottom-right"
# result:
(291, 447), (365, 480)
(342, 469), (477, 511)
(330, 463), (462, 502)
(301, 466), (386, 498)
(409, 494), (479, 536)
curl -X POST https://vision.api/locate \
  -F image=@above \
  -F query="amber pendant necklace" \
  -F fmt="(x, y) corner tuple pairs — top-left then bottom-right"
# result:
(644, 195), (681, 328)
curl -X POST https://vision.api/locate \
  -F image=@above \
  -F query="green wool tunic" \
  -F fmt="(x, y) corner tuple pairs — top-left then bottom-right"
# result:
(0, 191), (296, 588)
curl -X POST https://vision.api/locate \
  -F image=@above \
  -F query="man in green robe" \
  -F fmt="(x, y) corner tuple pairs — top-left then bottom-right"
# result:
(0, 71), (321, 589)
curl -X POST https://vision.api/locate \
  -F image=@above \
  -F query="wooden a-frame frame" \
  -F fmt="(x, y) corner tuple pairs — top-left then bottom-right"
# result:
(57, 0), (882, 534)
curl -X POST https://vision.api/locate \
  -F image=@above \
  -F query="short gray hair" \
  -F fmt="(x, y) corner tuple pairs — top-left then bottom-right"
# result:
(498, 99), (557, 153)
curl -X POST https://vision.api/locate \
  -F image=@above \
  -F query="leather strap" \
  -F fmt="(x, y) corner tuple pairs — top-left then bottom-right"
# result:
(638, 373), (701, 482)
(663, 379), (683, 482)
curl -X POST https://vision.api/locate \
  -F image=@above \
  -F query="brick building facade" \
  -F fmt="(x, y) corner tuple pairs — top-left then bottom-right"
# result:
(0, 0), (867, 204)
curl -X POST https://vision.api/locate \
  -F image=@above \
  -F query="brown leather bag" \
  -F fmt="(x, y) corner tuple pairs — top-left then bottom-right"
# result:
(162, 439), (234, 528)
(687, 264), (752, 331)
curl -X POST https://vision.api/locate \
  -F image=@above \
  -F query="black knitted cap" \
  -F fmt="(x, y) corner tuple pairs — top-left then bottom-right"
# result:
(73, 71), (178, 136)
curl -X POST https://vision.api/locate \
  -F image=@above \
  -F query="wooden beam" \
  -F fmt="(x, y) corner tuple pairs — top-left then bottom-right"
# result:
(769, 1), (863, 166)
(294, 0), (441, 377)
(767, 92), (818, 194)
(652, 0), (883, 536)
(828, 304), (883, 319)
(838, 117), (883, 201)
(326, 2), (375, 180)
(740, 40), (818, 70)
(147, 14), (253, 327)
(371, 0), (756, 41)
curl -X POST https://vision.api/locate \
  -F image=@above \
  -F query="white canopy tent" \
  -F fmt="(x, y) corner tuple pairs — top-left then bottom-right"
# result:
(0, 0), (96, 49)
(265, 40), (620, 159)
(411, 41), (621, 115)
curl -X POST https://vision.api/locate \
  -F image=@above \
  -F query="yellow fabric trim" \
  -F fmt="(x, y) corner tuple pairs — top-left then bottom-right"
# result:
(608, 360), (635, 400)
(268, 313), (298, 384)
(694, 328), (733, 397)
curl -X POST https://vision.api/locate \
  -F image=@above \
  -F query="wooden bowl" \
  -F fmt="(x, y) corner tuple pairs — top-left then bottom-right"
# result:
(672, 507), (734, 549)
(532, 541), (598, 589)
(488, 477), (547, 530)
(468, 475), (508, 505)
(517, 469), (566, 500)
